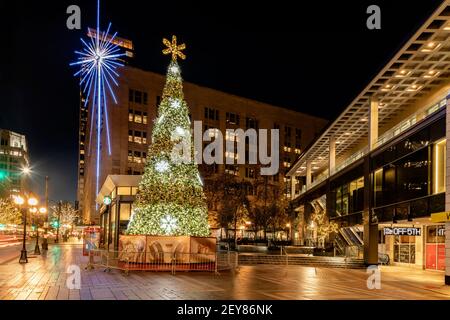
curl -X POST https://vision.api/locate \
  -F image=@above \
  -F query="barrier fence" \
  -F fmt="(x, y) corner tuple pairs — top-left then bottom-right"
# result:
(86, 249), (238, 275)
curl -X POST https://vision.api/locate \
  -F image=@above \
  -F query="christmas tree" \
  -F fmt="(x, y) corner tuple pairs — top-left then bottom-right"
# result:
(126, 36), (210, 237)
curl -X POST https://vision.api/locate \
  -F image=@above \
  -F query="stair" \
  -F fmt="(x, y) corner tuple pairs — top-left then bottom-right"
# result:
(238, 253), (366, 269)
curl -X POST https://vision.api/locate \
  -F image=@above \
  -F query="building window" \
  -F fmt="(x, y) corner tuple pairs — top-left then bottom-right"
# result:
(374, 168), (383, 207)
(204, 107), (219, 121)
(393, 235), (416, 264)
(134, 111), (142, 124)
(134, 91), (142, 104)
(246, 117), (258, 129)
(433, 139), (446, 194)
(128, 109), (134, 122)
(226, 112), (240, 125)
(284, 126), (292, 147)
(134, 131), (142, 144)
(128, 130), (133, 142)
(128, 150), (133, 162)
(134, 151), (141, 163)
(142, 132), (147, 144)
(129, 89), (134, 102)
(295, 128), (302, 149)
(117, 187), (131, 196)
(245, 167), (255, 179)
(143, 92), (148, 105)
(225, 165), (239, 176)
(143, 112), (148, 124)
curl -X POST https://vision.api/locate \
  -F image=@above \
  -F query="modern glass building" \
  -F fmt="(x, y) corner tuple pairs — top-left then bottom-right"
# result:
(286, 2), (450, 283)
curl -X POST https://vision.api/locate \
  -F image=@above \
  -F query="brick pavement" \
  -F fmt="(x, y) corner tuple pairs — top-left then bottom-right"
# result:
(1, 244), (450, 300)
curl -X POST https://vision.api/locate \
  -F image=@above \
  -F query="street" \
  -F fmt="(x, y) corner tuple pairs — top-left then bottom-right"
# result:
(1, 243), (450, 300)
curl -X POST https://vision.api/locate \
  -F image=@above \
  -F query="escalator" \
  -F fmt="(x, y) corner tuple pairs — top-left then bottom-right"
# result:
(334, 226), (363, 258)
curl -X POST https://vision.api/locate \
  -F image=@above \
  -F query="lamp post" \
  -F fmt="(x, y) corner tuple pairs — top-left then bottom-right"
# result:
(27, 197), (39, 257)
(286, 223), (291, 242)
(55, 201), (61, 243)
(14, 195), (27, 263)
(33, 207), (47, 255)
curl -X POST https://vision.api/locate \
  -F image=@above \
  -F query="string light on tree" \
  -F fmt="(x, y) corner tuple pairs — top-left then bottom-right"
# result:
(126, 35), (209, 237)
(155, 160), (170, 173)
(170, 99), (181, 108)
(160, 215), (177, 235)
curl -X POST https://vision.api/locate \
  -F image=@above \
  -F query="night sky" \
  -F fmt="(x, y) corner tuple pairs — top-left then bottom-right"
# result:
(0, 0), (444, 202)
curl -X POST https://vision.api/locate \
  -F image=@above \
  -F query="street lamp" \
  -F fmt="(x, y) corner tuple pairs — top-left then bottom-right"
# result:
(32, 207), (47, 255)
(21, 166), (31, 175)
(286, 223), (291, 242)
(14, 195), (27, 263)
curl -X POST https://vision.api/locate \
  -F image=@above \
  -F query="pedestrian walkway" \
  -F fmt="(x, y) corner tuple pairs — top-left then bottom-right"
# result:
(1, 244), (450, 300)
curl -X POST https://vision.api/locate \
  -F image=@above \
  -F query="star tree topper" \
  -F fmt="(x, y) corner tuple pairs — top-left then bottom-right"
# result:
(162, 35), (186, 61)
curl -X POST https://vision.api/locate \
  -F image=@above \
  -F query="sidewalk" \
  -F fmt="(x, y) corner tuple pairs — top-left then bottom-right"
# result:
(1, 244), (450, 300)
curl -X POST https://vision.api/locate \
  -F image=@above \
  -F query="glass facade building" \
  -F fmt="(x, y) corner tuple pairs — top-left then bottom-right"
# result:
(286, 2), (450, 281)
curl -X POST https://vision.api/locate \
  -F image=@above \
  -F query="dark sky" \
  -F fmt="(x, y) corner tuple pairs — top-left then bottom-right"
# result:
(0, 0), (444, 202)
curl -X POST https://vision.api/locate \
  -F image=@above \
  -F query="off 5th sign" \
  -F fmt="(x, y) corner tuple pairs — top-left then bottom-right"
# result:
(383, 227), (421, 236)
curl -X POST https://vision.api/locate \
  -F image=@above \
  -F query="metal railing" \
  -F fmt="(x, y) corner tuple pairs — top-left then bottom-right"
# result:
(335, 146), (369, 174)
(373, 97), (446, 149)
(86, 249), (238, 275)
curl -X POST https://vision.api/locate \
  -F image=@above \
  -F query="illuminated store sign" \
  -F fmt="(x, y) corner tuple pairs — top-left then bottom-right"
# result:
(383, 227), (421, 236)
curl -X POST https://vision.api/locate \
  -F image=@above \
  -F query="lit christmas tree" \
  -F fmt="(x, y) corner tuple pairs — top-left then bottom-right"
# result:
(126, 36), (210, 237)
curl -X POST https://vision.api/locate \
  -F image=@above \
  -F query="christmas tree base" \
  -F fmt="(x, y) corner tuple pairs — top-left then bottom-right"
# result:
(118, 235), (216, 268)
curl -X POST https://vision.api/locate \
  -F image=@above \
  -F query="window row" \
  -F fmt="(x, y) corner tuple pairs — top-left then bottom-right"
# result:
(127, 150), (147, 164)
(128, 109), (148, 124)
(204, 107), (219, 121)
(129, 89), (148, 105)
(128, 130), (147, 144)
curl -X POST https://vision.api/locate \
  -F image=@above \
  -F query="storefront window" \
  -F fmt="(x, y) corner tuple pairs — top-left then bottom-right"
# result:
(120, 203), (131, 221)
(395, 148), (429, 202)
(426, 225), (445, 270)
(110, 204), (116, 247)
(117, 187), (131, 195)
(394, 235), (415, 264)
(131, 187), (138, 195)
(433, 139), (446, 194)
(333, 176), (364, 217)
(374, 168), (383, 207)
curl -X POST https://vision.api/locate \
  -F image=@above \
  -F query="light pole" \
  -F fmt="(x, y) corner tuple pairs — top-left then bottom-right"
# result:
(55, 201), (61, 243)
(286, 223), (291, 242)
(27, 197), (39, 257)
(33, 207), (47, 255)
(14, 195), (26, 263)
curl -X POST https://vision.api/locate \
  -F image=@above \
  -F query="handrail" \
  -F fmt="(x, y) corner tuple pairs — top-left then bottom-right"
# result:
(374, 97), (446, 149)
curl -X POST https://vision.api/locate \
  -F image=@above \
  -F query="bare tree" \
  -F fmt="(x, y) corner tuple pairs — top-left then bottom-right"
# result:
(49, 201), (77, 227)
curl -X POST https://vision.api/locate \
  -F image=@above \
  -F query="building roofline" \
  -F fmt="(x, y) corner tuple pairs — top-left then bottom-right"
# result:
(122, 65), (328, 123)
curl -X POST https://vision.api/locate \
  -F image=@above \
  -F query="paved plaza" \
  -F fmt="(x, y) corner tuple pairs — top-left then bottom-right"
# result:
(1, 244), (450, 300)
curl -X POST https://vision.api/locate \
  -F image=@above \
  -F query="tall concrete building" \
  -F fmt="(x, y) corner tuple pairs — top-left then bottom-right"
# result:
(78, 64), (327, 224)
(287, 2), (450, 283)
(0, 129), (30, 194)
